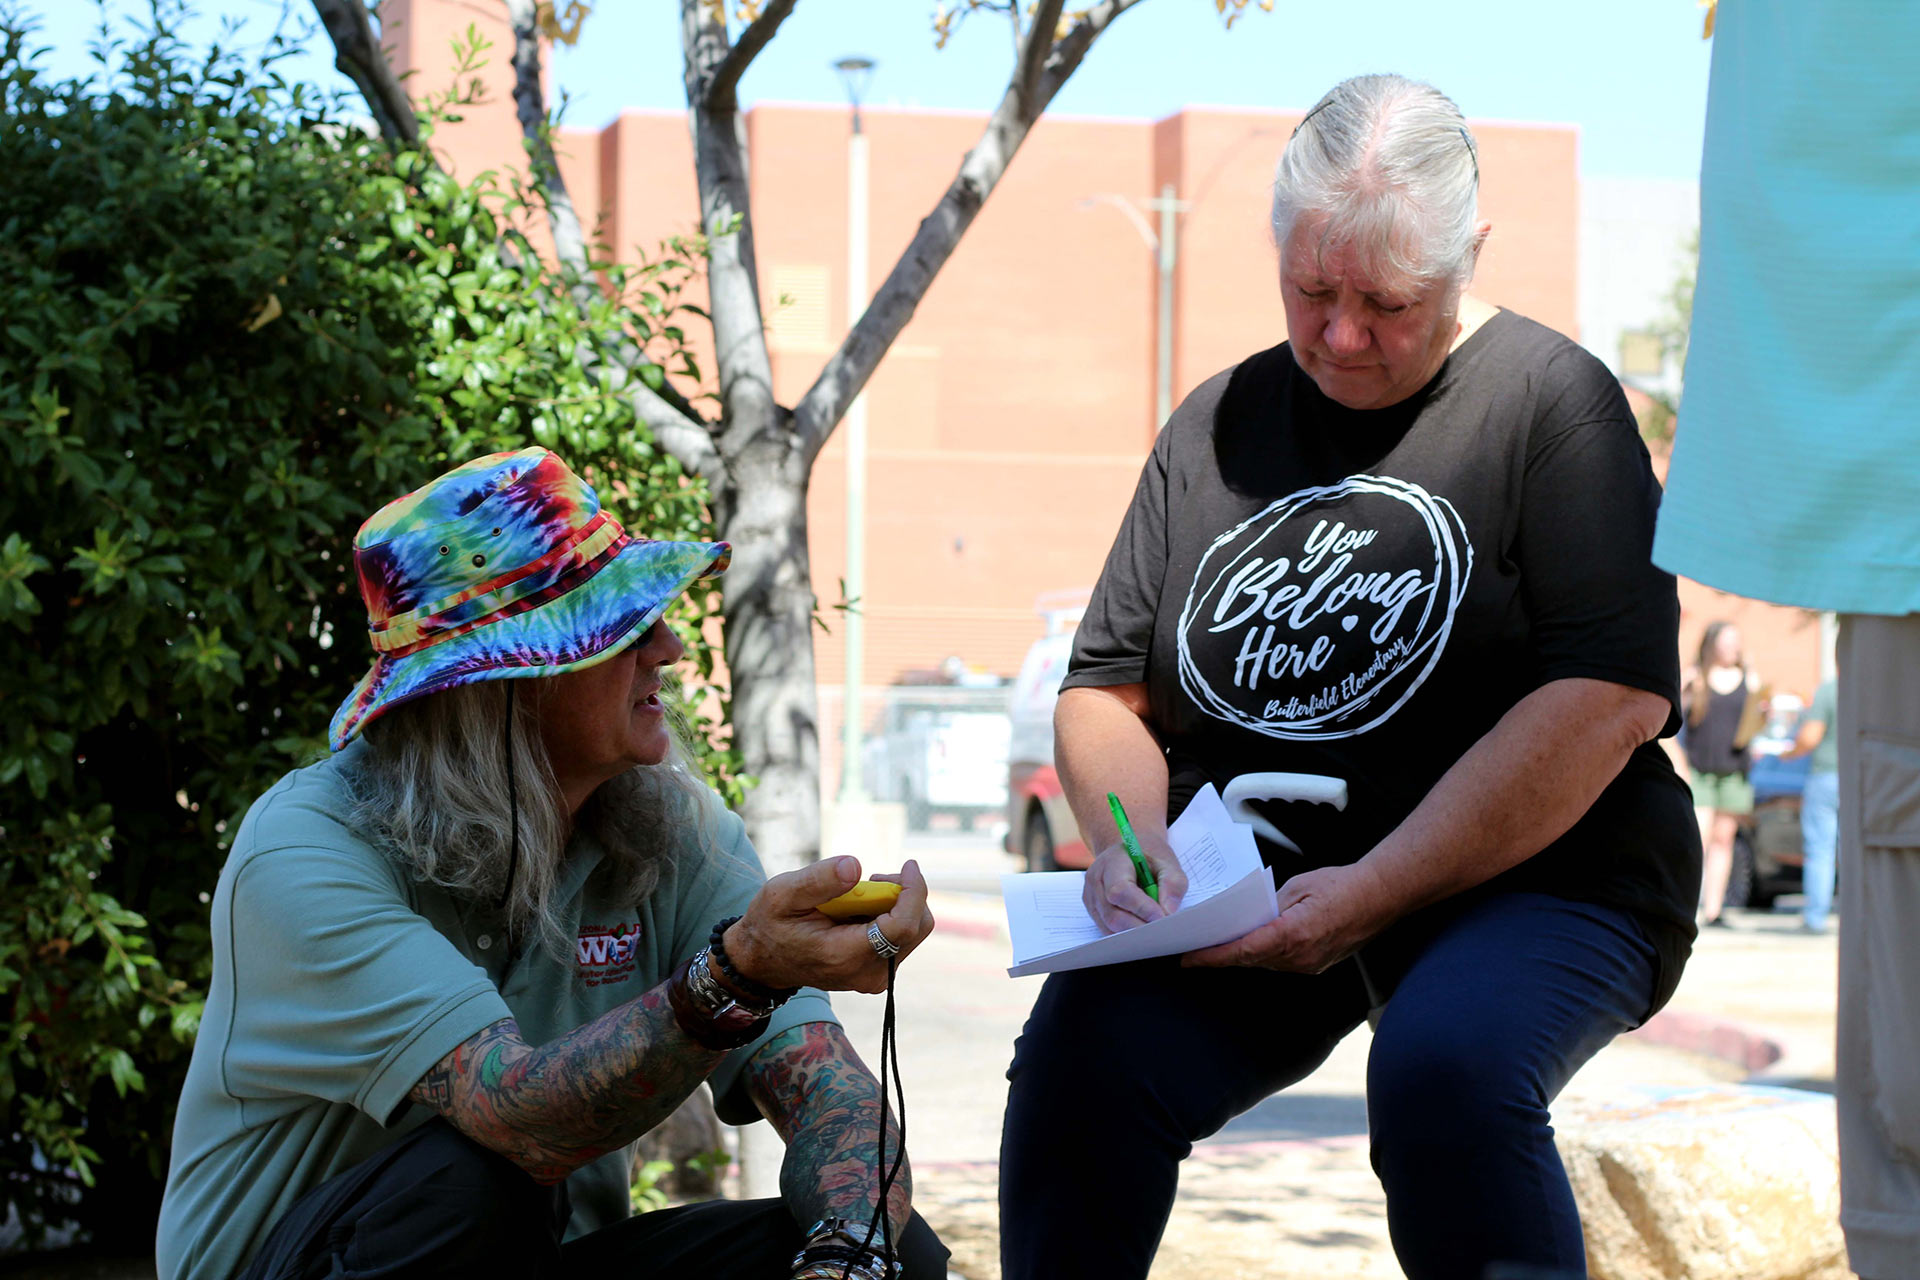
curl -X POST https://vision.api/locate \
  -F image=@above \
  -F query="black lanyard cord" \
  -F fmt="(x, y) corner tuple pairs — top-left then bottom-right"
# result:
(846, 955), (905, 1278)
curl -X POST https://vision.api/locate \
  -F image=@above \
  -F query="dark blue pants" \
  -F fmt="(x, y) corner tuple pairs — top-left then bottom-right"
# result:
(998, 892), (1657, 1280)
(238, 1117), (949, 1279)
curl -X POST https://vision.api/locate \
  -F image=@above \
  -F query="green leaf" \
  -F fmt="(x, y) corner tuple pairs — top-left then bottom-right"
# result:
(0, 14), (734, 1240)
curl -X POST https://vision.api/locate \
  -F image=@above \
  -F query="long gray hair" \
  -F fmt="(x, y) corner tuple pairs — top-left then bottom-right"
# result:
(345, 673), (717, 959)
(1272, 74), (1483, 292)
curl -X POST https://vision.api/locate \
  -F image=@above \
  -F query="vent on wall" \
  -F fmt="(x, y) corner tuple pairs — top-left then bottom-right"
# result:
(767, 264), (832, 349)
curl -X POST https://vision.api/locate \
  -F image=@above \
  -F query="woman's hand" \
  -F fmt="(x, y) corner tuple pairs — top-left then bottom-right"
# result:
(1082, 831), (1188, 933)
(726, 857), (935, 995)
(1182, 861), (1395, 972)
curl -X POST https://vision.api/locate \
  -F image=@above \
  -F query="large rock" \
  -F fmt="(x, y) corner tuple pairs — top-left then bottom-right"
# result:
(1556, 1084), (1849, 1280)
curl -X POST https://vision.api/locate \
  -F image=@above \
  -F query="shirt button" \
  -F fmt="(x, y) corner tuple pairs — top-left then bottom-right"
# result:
(476, 934), (492, 950)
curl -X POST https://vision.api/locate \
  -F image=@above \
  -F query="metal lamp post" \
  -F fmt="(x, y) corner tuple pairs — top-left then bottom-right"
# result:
(1079, 184), (1188, 431)
(835, 55), (874, 807)
(1082, 130), (1280, 433)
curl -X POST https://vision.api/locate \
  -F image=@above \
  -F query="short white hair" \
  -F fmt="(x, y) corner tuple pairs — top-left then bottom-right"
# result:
(1272, 74), (1481, 291)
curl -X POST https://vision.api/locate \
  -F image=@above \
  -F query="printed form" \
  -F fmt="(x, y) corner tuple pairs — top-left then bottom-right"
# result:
(1000, 784), (1278, 977)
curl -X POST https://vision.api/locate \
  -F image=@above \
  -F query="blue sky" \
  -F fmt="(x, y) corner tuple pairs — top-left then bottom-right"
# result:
(12, 1), (1712, 181)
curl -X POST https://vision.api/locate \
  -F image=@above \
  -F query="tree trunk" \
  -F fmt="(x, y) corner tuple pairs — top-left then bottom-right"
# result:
(709, 427), (819, 881)
(705, 420), (816, 1199)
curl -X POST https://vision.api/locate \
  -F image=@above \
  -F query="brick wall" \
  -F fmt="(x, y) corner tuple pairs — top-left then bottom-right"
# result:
(390, 6), (1818, 715)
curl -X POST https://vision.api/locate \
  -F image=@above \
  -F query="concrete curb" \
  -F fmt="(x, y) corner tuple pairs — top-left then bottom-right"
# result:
(926, 891), (1008, 946)
(1627, 1008), (1787, 1075)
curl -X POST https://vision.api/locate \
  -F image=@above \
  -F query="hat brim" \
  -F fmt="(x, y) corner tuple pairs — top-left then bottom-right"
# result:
(329, 537), (729, 751)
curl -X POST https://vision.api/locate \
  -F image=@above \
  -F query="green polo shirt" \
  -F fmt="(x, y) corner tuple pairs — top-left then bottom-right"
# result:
(156, 742), (837, 1280)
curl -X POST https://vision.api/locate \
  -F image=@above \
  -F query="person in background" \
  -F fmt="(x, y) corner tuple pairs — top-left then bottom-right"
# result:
(1680, 621), (1767, 926)
(1651, 5), (1920, 1273)
(1778, 676), (1839, 934)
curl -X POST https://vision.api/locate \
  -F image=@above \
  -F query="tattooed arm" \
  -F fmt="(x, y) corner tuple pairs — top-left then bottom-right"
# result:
(407, 857), (936, 1187)
(408, 980), (725, 1184)
(743, 1021), (912, 1236)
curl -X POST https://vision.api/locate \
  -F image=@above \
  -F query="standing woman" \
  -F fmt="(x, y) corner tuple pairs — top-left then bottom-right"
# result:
(997, 74), (1700, 1280)
(1682, 621), (1767, 926)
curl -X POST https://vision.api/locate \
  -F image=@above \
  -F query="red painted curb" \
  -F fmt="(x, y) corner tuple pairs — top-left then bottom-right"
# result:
(1627, 1009), (1785, 1074)
(932, 915), (1003, 943)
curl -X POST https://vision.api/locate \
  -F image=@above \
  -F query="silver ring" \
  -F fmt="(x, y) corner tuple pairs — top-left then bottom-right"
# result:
(866, 921), (902, 960)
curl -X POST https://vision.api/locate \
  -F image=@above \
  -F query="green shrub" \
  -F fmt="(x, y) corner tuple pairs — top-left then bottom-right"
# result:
(0, 8), (726, 1247)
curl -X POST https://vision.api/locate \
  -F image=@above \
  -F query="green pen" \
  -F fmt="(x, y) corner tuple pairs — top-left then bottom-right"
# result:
(1106, 791), (1159, 903)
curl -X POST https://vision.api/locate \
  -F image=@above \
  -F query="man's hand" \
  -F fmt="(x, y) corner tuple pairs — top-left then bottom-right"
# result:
(726, 858), (934, 995)
(1182, 861), (1394, 972)
(1081, 832), (1188, 933)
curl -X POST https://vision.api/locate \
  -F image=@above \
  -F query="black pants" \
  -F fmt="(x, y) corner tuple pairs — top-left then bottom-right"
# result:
(238, 1118), (950, 1279)
(999, 892), (1657, 1280)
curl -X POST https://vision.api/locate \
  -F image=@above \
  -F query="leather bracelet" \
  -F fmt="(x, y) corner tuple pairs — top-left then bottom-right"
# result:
(667, 949), (771, 1051)
(710, 915), (798, 1005)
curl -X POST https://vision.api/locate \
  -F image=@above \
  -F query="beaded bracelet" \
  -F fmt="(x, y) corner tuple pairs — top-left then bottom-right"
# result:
(710, 915), (798, 1005)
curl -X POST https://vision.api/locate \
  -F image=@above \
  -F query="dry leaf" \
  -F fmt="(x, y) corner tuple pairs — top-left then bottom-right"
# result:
(1700, 0), (1717, 38)
(241, 278), (286, 335)
(243, 291), (283, 332)
(535, 0), (592, 46)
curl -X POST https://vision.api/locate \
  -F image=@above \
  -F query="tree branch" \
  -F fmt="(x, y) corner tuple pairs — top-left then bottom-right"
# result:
(493, 1), (722, 478)
(503, 0), (593, 295)
(682, 0), (780, 463)
(632, 390), (725, 477)
(1013, 0), (1066, 117)
(705, 0), (799, 113)
(794, 0), (1145, 465)
(316, 0), (720, 476)
(308, 0), (419, 145)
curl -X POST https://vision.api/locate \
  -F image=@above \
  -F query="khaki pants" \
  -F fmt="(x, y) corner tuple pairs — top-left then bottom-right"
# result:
(1837, 612), (1920, 1277)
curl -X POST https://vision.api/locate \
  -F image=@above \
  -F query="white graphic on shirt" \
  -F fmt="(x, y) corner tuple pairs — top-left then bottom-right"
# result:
(576, 922), (642, 986)
(1176, 475), (1472, 740)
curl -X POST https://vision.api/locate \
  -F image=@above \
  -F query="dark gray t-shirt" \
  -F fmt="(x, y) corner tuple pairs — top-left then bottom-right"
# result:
(1066, 309), (1699, 1007)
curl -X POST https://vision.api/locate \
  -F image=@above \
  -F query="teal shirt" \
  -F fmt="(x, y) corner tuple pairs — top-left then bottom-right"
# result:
(156, 743), (837, 1280)
(1803, 678), (1839, 777)
(1652, 1), (1920, 613)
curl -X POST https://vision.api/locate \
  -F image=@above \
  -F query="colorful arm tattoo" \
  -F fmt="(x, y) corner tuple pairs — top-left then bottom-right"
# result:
(743, 1022), (913, 1237)
(407, 980), (723, 1185)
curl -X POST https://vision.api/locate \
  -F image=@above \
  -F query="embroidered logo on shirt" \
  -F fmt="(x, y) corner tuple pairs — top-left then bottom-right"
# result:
(576, 923), (642, 986)
(1176, 474), (1472, 740)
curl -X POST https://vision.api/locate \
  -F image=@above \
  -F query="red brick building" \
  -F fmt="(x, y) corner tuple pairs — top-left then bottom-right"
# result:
(384, 1), (1822, 728)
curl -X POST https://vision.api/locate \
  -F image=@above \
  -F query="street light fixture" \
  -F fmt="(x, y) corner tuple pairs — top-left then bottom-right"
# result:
(834, 56), (874, 133)
(835, 55), (875, 808)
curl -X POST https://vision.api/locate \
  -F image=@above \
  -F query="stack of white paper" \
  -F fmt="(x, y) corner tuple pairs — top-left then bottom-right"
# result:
(1000, 784), (1277, 977)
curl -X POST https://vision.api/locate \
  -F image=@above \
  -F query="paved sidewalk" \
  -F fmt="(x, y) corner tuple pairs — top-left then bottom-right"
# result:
(827, 839), (1842, 1280)
(0, 843), (1840, 1280)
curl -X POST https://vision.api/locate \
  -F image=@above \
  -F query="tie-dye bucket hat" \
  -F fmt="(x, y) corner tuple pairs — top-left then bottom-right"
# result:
(328, 448), (730, 750)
